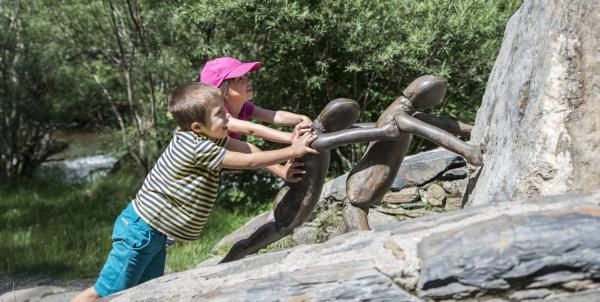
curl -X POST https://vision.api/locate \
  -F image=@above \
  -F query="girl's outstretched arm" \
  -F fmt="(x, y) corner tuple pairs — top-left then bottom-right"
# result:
(227, 117), (293, 144)
(252, 106), (311, 125)
(222, 135), (315, 180)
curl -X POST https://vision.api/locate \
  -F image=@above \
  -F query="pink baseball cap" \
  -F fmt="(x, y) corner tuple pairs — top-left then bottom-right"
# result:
(199, 57), (261, 88)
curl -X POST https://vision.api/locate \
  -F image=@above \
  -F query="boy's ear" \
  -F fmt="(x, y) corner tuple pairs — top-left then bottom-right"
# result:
(190, 122), (203, 134)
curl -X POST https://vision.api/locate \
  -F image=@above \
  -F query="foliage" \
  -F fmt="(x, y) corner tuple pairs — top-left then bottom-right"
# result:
(0, 0), (82, 177)
(1, 0), (520, 205)
(0, 172), (262, 277)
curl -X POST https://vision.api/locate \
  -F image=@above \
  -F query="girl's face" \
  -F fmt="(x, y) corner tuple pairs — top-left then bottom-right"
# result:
(224, 75), (254, 105)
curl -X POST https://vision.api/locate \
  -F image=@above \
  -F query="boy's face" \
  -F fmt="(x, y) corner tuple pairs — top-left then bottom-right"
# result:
(225, 75), (254, 104)
(192, 100), (229, 139)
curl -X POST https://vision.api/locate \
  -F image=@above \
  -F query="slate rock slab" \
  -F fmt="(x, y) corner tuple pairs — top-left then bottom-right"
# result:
(103, 191), (600, 302)
(417, 206), (600, 299)
(391, 148), (464, 191)
(198, 261), (421, 302)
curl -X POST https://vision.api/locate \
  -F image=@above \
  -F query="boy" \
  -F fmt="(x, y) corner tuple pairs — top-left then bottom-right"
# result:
(72, 82), (317, 302)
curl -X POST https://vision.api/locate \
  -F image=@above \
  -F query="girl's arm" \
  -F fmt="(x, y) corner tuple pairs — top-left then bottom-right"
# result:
(228, 117), (293, 144)
(252, 106), (311, 125)
(222, 131), (317, 171)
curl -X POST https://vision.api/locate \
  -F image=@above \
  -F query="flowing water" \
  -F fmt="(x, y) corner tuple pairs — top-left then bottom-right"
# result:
(35, 130), (118, 184)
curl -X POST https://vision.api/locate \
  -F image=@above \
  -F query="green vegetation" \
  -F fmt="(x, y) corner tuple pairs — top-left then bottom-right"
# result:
(0, 173), (263, 278)
(1, 0), (520, 182)
(0, 0), (521, 279)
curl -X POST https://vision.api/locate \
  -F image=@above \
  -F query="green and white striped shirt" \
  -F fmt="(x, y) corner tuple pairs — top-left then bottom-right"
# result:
(133, 129), (228, 242)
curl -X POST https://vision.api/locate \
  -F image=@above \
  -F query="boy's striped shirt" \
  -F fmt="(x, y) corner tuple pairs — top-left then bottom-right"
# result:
(133, 129), (228, 242)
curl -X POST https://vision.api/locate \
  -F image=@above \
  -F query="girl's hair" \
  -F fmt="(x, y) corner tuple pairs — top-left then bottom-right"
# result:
(168, 82), (221, 130)
(219, 80), (230, 98)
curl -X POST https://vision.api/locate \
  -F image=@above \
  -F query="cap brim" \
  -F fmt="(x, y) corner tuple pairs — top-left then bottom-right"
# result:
(224, 62), (261, 80)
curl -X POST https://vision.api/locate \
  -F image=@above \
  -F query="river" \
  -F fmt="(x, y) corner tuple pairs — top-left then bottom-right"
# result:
(34, 129), (118, 184)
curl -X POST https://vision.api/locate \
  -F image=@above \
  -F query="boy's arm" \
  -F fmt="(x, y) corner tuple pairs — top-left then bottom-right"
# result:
(222, 132), (317, 171)
(252, 106), (311, 126)
(228, 117), (293, 144)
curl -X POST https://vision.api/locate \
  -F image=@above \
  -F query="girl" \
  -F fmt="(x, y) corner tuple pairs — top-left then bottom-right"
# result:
(200, 56), (311, 143)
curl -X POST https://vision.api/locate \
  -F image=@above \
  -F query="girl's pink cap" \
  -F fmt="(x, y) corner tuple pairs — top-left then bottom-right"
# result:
(199, 57), (261, 88)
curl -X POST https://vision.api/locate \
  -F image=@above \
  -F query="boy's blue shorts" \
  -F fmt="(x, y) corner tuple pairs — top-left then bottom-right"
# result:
(94, 202), (167, 297)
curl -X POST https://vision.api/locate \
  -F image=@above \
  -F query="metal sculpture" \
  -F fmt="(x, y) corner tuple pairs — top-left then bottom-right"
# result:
(220, 75), (482, 263)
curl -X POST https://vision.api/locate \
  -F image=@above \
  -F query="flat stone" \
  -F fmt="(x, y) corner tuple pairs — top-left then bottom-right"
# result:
(392, 148), (464, 191)
(368, 209), (401, 229)
(292, 226), (319, 245)
(528, 271), (585, 288)
(383, 187), (420, 204)
(541, 289), (600, 302)
(445, 198), (463, 210)
(439, 167), (467, 180)
(509, 289), (552, 300)
(375, 206), (438, 218)
(398, 202), (425, 210)
(442, 179), (468, 197)
(420, 183), (446, 207)
(319, 173), (348, 201)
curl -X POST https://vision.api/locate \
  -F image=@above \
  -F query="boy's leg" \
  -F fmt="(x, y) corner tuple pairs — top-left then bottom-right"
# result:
(138, 244), (167, 283)
(93, 203), (166, 297)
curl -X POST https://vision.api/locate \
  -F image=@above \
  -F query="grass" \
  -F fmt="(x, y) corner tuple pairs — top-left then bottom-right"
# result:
(0, 173), (264, 278)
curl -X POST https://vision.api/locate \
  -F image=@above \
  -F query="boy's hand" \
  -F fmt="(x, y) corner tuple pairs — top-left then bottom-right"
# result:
(282, 159), (306, 182)
(291, 128), (318, 157)
(292, 121), (312, 138)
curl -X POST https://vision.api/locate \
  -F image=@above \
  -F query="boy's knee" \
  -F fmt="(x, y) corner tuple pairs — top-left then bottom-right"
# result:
(71, 287), (100, 302)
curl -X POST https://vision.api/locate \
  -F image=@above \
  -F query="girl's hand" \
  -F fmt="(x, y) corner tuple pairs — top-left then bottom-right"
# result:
(299, 115), (312, 124)
(292, 121), (312, 138)
(291, 128), (318, 157)
(282, 160), (306, 182)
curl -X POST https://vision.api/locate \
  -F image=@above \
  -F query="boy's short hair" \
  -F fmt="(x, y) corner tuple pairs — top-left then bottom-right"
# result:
(168, 82), (221, 130)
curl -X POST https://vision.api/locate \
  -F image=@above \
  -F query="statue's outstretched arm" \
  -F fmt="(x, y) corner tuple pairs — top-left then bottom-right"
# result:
(350, 123), (376, 129)
(395, 111), (482, 166)
(311, 122), (399, 151)
(412, 112), (473, 138)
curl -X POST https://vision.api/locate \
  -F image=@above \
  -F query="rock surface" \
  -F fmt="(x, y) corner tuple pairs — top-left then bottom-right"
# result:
(466, 0), (600, 205)
(102, 192), (600, 301)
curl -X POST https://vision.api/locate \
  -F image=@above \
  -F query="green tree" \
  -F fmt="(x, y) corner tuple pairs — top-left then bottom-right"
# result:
(0, 0), (78, 177)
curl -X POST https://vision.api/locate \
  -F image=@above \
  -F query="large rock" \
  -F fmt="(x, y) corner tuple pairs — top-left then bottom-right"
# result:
(102, 191), (600, 301)
(466, 0), (600, 205)
(320, 148), (464, 202)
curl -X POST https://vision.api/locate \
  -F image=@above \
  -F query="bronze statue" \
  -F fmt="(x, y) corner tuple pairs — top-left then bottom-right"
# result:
(342, 75), (481, 231)
(219, 75), (482, 263)
(220, 98), (362, 263)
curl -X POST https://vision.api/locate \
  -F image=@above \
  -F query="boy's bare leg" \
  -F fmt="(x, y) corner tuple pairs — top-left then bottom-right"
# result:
(71, 287), (99, 302)
(395, 111), (483, 166)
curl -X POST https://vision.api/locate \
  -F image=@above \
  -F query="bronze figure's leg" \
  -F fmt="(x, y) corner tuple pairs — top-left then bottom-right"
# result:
(342, 203), (371, 230)
(220, 222), (288, 263)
